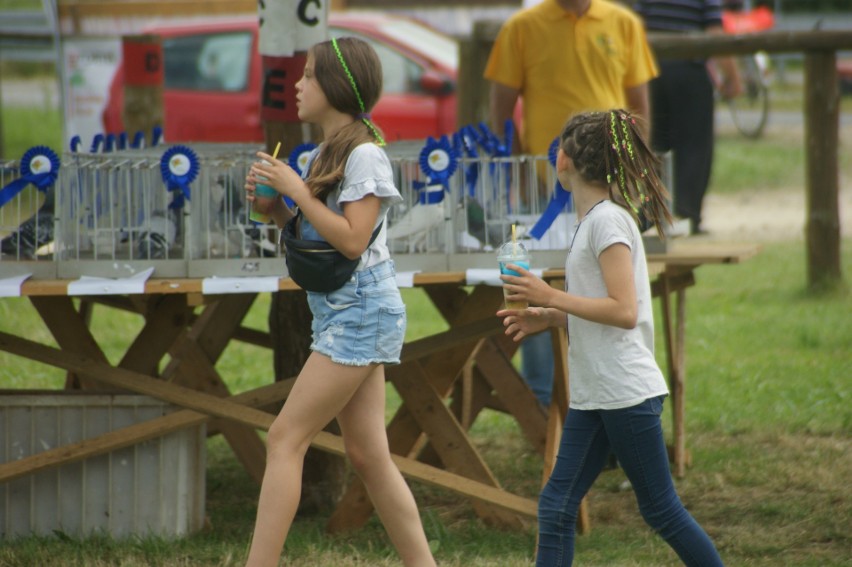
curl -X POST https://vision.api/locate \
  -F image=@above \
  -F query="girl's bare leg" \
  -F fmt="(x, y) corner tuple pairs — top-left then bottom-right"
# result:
(244, 353), (373, 567)
(337, 366), (437, 567)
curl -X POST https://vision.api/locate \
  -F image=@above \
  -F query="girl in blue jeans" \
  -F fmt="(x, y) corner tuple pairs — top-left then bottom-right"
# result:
(498, 110), (724, 566)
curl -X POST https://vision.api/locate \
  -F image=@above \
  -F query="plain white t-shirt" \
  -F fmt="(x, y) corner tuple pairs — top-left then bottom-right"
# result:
(564, 200), (669, 410)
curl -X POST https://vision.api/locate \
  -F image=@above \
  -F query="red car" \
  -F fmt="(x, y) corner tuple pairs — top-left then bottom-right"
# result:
(101, 13), (459, 143)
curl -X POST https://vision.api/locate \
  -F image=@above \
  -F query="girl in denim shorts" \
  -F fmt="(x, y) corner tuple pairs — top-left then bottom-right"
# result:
(243, 37), (436, 567)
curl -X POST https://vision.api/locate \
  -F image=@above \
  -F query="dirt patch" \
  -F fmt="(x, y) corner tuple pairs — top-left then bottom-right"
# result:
(696, 186), (852, 243)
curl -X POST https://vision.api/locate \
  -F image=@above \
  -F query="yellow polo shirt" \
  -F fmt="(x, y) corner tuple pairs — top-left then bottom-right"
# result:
(484, 0), (658, 156)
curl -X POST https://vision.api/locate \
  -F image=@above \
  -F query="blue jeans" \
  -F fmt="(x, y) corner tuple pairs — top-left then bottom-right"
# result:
(521, 331), (554, 407)
(537, 396), (723, 567)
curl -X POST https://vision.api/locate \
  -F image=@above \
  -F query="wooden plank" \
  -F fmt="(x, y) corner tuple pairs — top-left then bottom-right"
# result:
(474, 339), (547, 455)
(391, 361), (524, 528)
(0, 331), (537, 518)
(118, 293), (189, 376)
(0, 378), (295, 484)
(161, 294), (267, 484)
(29, 296), (109, 390)
(58, 0), (256, 19)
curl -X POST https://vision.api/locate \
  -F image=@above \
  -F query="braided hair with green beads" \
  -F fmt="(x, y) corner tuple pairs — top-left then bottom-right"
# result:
(559, 109), (673, 238)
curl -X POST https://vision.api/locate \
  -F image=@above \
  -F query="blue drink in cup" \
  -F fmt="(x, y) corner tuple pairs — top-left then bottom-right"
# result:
(497, 241), (530, 310)
(250, 160), (278, 224)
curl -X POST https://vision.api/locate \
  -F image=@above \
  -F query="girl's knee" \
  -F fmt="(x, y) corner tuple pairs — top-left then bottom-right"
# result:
(266, 417), (310, 460)
(344, 442), (386, 479)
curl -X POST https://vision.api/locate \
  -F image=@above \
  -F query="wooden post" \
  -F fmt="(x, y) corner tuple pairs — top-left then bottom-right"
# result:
(121, 34), (163, 143)
(804, 50), (842, 290)
(458, 20), (502, 128)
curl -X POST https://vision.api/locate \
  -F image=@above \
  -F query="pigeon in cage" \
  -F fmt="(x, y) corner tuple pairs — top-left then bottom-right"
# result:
(461, 195), (515, 248)
(387, 201), (446, 252)
(214, 173), (274, 258)
(0, 209), (55, 259)
(135, 210), (177, 260)
(0, 188), (55, 259)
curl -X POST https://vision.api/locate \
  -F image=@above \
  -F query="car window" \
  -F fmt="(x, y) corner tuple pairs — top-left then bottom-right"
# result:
(163, 32), (252, 92)
(329, 27), (422, 95)
(373, 20), (457, 71)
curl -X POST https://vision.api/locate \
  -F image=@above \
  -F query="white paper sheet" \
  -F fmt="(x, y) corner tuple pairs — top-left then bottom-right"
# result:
(395, 271), (420, 288)
(67, 267), (154, 295)
(0, 273), (32, 297)
(201, 276), (281, 295)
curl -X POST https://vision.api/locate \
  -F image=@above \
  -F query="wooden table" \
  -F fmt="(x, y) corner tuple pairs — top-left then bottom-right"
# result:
(0, 242), (759, 534)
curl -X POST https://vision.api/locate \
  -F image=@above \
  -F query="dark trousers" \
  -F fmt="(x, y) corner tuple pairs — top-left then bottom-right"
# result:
(650, 60), (715, 231)
(536, 396), (724, 566)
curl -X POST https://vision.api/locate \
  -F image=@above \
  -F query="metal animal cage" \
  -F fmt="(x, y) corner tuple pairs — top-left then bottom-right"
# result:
(54, 144), (285, 279)
(2, 141), (673, 283)
(386, 152), (576, 272)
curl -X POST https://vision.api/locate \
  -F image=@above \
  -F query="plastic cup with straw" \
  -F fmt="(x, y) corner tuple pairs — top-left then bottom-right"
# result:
(497, 223), (530, 310)
(250, 141), (281, 224)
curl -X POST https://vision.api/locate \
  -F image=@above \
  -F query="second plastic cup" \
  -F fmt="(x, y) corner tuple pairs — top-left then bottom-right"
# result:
(497, 241), (531, 310)
(249, 161), (278, 224)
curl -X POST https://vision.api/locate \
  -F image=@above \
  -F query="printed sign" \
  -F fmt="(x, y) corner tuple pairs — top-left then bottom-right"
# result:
(258, 0), (328, 57)
(61, 37), (122, 150)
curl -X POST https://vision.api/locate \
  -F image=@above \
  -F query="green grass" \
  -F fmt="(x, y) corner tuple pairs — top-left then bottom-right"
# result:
(1, 240), (850, 566)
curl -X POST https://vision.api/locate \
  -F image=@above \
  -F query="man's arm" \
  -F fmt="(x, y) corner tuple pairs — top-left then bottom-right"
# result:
(489, 81), (521, 141)
(625, 82), (651, 139)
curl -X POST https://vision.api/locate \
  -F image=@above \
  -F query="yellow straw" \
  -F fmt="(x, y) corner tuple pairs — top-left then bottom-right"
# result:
(511, 223), (517, 255)
(272, 141), (282, 159)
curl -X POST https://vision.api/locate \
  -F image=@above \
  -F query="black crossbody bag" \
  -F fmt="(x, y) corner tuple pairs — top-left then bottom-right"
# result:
(281, 208), (382, 293)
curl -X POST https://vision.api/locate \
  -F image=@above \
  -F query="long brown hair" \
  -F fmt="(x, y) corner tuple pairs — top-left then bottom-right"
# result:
(560, 110), (673, 237)
(306, 37), (385, 201)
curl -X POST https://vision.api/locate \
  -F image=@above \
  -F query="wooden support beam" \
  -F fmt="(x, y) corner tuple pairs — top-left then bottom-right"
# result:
(0, 330), (537, 519)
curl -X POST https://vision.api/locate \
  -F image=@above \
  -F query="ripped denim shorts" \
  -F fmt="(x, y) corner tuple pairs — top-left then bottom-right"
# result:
(306, 260), (406, 366)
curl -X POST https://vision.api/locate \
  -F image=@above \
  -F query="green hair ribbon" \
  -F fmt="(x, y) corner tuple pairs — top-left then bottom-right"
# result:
(331, 37), (386, 147)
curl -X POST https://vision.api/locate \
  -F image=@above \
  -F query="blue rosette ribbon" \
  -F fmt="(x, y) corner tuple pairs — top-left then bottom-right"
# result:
(529, 136), (574, 240)
(414, 136), (458, 204)
(160, 145), (199, 210)
(131, 131), (146, 149)
(288, 143), (317, 176)
(89, 134), (105, 153)
(283, 143), (317, 208)
(474, 120), (514, 213)
(0, 146), (60, 209)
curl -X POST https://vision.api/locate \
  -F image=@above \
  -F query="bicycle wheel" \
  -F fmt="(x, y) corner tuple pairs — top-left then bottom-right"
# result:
(726, 55), (770, 139)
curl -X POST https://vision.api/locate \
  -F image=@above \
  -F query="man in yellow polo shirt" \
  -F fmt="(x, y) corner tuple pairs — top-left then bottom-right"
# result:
(485, 0), (658, 408)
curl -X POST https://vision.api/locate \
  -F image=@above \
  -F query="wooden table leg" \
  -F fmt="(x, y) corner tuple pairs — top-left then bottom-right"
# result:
(657, 272), (693, 478)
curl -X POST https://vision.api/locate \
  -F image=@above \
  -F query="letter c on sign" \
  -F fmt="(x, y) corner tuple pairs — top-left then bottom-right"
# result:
(297, 0), (321, 26)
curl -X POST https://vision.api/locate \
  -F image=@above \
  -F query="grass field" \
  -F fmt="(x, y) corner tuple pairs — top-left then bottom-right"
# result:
(1, 71), (851, 565)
